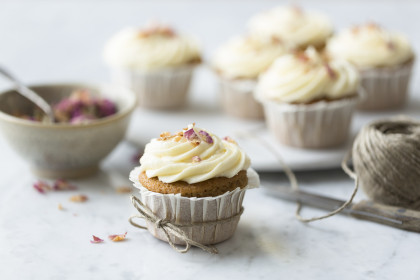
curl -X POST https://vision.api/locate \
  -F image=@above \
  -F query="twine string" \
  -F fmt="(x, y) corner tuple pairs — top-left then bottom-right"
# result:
(234, 127), (359, 223)
(129, 195), (244, 254)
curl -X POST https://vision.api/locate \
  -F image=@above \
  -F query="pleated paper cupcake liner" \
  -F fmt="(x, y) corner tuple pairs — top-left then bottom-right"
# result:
(218, 77), (265, 119)
(129, 167), (259, 245)
(358, 59), (414, 111)
(260, 96), (359, 149)
(110, 65), (197, 109)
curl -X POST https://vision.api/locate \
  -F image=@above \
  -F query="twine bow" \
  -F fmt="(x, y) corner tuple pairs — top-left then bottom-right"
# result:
(129, 195), (244, 254)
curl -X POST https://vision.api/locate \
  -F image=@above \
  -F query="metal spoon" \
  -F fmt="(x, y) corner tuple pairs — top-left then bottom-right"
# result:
(0, 66), (55, 122)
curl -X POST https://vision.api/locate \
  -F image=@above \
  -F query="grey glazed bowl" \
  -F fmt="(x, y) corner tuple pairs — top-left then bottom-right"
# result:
(0, 83), (136, 178)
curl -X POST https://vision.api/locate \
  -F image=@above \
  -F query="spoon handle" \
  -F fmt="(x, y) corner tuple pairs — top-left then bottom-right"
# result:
(0, 66), (54, 121)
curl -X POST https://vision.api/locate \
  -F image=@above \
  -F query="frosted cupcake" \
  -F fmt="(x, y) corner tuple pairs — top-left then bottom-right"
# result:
(255, 47), (360, 148)
(212, 36), (287, 119)
(129, 124), (259, 247)
(104, 24), (201, 109)
(326, 23), (414, 110)
(247, 5), (333, 50)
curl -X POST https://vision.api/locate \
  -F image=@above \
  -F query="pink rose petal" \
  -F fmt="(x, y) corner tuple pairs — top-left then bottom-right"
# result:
(33, 181), (52, 194)
(199, 130), (213, 144)
(53, 179), (77, 191)
(192, 156), (201, 163)
(90, 235), (104, 244)
(109, 232), (127, 242)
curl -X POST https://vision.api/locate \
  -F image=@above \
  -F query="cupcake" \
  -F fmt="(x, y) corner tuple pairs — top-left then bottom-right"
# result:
(255, 47), (360, 148)
(326, 23), (414, 110)
(104, 23), (201, 109)
(212, 36), (288, 119)
(247, 5), (333, 51)
(129, 124), (259, 247)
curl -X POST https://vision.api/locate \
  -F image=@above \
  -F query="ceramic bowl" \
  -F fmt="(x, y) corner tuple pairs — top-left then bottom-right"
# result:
(0, 83), (136, 178)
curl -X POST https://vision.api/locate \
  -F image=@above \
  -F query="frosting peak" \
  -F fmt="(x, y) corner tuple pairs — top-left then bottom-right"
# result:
(256, 48), (360, 103)
(104, 25), (201, 71)
(139, 124), (251, 184)
(212, 36), (288, 79)
(326, 23), (413, 67)
(248, 6), (333, 48)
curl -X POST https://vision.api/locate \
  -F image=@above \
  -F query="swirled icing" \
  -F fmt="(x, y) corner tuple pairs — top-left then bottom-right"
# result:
(212, 36), (287, 79)
(248, 6), (333, 48)
(139, 125), (251, 184)
(256, 48), (359, 103)
(326, 23), (413, 67)
(104, 25), (201, 70)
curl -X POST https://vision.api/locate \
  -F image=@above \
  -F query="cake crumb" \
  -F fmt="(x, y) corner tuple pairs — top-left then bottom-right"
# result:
(69, 194), (88, 203)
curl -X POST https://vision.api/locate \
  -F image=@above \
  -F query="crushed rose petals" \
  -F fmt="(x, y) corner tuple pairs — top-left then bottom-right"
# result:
(192, 156), (202, 163)
(69, 194), (88, 203)
(33, 179), (77, 194)
(53, 179), (77, 191)
(116, 186), (132, 193)
(33, 181), (52, 194)
(223, 136), (237, 144)
(184, 128), (198, 141)
(199, 130), (213, 144)
(90, 235), (104, 244)
(109, 232), (127, 242)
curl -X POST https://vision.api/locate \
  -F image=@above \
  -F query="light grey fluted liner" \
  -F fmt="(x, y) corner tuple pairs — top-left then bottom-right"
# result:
(219, 78), (264, 119)
(129, 167), (259, 245)
(260, 97), (359, 148)
(358, 59), (414, 111)
(111, 65), (197, 109)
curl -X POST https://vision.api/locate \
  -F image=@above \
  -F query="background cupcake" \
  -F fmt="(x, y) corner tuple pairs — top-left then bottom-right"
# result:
(326, 23), (414, 111)
(255, 47), (360, 149)
(212, 36), (287, 119)
(104, 23), (201, 109)
(247, 5), (333, 51)
(130, 124), (259, 246)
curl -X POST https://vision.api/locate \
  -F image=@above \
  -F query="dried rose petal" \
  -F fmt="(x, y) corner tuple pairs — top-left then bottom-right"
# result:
(70, 114), (95, 124)
(97, 99), (117, 118)
(53, 179), (77, 191)
(184, 128), (198, 141)
(109, 232), (127, 242)
(69, 194), (88, 203)
(223, 136), (237, 144)
(116, 186), (132, 193)
(199, 130), (213, 144)
(33, 181), (52, 194)
(192, 156), (201, 163)
(90, 235), (104, 244)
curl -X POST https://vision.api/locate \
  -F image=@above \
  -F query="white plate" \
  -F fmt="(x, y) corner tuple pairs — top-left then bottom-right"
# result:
(126, 69), (420, 172)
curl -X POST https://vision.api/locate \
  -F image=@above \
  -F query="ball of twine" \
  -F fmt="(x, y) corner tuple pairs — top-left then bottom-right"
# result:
(352, 116), (420, 210)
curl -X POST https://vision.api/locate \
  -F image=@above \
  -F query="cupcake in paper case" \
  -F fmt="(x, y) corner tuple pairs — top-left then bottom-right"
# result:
(104, 23), (201, 109)
(129, 124), (259, 246)
(255, 47), (360, 149)
(326, 23), (414, 111)
(247, 5), (333, 51)
(212, 36), (288, 119)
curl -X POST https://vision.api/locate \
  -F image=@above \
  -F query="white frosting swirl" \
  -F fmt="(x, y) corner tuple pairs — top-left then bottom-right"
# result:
(139, 125), (251, 184)
(104, 27), (201, 71)
(257, 48), (359, 103)
(326, 23), (413, 67)
(324, 60), (360, 99)
(212, 36), (287, 79)
(248, 6), (333, 48)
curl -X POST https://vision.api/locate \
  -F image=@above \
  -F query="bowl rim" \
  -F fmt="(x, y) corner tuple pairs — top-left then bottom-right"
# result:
(0, 82), (137, 129)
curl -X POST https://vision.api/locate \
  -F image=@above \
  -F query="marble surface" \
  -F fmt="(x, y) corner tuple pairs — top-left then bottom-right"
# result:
(0, 1), (420, 279)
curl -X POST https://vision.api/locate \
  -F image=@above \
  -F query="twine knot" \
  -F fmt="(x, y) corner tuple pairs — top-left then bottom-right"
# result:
(129, 195), (227, 254)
